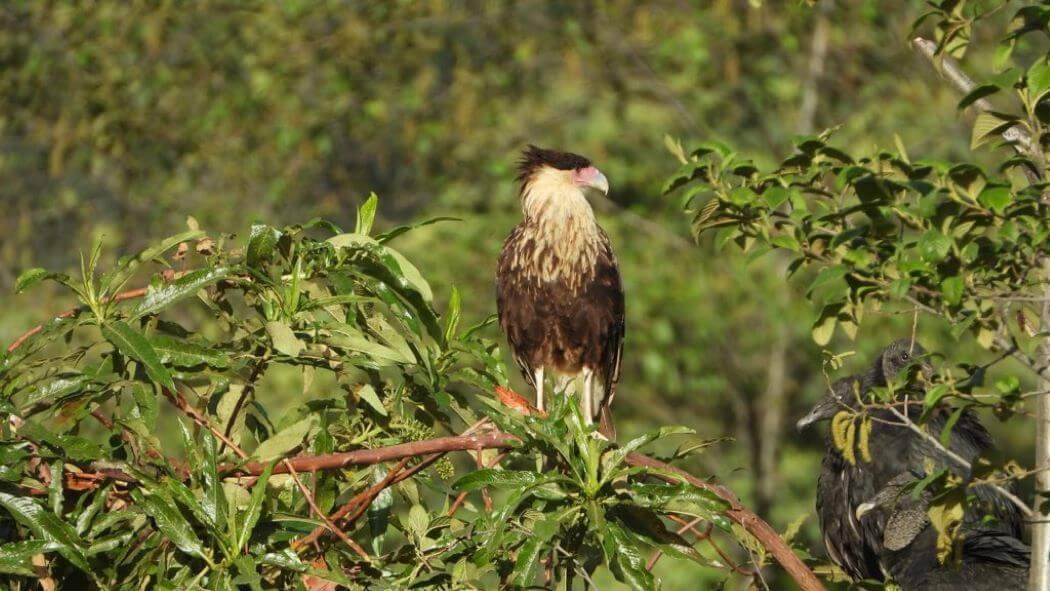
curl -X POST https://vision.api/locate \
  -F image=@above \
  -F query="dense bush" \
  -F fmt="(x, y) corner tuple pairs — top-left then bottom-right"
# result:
(0, 198), (787, 590)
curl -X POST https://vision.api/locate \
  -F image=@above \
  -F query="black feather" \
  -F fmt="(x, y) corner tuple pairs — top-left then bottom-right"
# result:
(517, 145), (592, 181)
(806, 340), (1027, 589)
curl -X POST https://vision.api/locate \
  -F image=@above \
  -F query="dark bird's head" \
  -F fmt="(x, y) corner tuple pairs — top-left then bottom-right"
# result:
(796, 338), (933, 431)
(872, 338), (932, 387)
(516, 145), (609, 220)
(796, 377), (862, 431)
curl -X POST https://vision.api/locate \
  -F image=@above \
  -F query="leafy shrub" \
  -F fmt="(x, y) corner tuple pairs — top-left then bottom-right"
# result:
(0, 197), (759, 590)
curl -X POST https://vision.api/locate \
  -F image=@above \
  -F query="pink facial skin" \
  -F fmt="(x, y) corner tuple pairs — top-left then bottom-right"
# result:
(572, 166), (609, 195)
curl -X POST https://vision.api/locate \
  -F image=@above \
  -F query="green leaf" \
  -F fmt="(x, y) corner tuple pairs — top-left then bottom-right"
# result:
(101, 321), (174, 391)
(0, 492), (92, 575)
(131, 488), (207, 559)
(328, 325), (412, 364)
(327, 233), (433, 302)
(247, 224), (281, 268)
(807, 266), (848, 296)
(132, 266), (229, 320)
(940, 275), (964, 306)
(15, 268), (54, 293)
(970, 112), (1015, 150)
(977, 185), (1012, 213)
(604, 521), (655, 591)
(253, 416), (318, 461)
(237, 460), (274, 550)
(811, 303), (843, 346)
(630, 482), (731, 514)
(917, 230), (952, 262)
(404, 504), (429, 540)
(103, 230), (205, 294)
(511, 535), (545, 586)
(20, 375), (91, 409)
(151, 335), (229, 369)
(443, 285), (461, 343)
(1029, 60), (1050, 96)
(265, 321), (304, 357)
(455, 469), (544, 492)
(956, 84), (999, 110)
(0, 540), (64, 576)
(199, 434), (227, 535)
(355, 193), (379, 235)
(356, 384), (387, 416)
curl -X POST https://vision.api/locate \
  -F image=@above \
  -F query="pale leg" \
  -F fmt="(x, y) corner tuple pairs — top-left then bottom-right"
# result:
(533, 366), (545, 412)
(582, 368), (595, 426)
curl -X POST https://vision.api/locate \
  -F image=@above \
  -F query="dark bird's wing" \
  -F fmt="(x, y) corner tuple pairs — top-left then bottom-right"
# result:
(496, 225), (539, 388)
(883, 524), (1029, 591)
(594, 230), (624, 440)
(816, 449), (886, 581)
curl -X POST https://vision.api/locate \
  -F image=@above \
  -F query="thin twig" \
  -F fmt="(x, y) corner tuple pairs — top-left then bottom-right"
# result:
(884, 405), (1033, 518)
(283, 458), (370, 561)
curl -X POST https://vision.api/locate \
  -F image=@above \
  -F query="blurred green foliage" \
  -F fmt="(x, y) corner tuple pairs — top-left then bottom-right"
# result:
(0, 1), (1046, 588)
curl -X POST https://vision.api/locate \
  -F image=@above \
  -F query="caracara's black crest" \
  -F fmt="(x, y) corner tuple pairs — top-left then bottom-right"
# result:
(516, 145), (592, 181)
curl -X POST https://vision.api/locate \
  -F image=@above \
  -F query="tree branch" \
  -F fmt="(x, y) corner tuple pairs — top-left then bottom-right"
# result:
(911, 37), (1045, 180)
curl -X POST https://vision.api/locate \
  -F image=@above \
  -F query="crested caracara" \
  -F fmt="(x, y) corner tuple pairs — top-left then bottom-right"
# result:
(496, 145), (624, 440)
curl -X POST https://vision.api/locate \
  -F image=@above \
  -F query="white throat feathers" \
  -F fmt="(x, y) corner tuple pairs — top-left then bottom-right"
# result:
(516, 166), (604, 289)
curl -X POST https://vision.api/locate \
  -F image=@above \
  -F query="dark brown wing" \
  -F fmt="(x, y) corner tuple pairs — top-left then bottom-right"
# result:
(816, 446), (886, 581)
(593, 229), (624, 439)
(495, 224), (538, 387)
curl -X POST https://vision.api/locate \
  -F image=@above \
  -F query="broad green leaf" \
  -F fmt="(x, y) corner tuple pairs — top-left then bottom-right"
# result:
(970, 112), (1015, 150)
(20, 374), (91, 409)
(811, 304), (841, 346)
(1028, 60), (1050, 96)
(252, 416), (318, 461)
(404, 504), (429, 540)
(102, 320), (174, 391)
(940, 275), (964, 306)
(0, 492), (92, 575)
(917, 230), (951, 262)
(247, 224), (281, 268)
(328, 325), (411, 364)
(977, 185), (1012, 213)
(130, 488), (207, 559)
(612, 504), (704, 564)
(151, 334), (230, 368)
(132, 266), (229, 320)
(630, 482), (731, 514)
(807, 266), (848, 296)
(265, 321), (304, 357)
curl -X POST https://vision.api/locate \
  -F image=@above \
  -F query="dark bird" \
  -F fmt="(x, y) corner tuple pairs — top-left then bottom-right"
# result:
(496, 146), (624, 439)
(797, 338), (1027, 589)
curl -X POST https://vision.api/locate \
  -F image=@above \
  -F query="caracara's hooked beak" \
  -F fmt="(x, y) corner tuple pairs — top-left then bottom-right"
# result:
(573, 166), (609, 196)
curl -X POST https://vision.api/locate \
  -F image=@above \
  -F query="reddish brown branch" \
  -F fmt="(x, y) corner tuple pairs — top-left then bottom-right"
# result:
(293, 457), (412, 551)
(224, 432), (518, 477)
(624, 453), (824, 591)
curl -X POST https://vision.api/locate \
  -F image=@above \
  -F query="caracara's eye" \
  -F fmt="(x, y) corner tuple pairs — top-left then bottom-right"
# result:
(900, 352), (910, 361)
